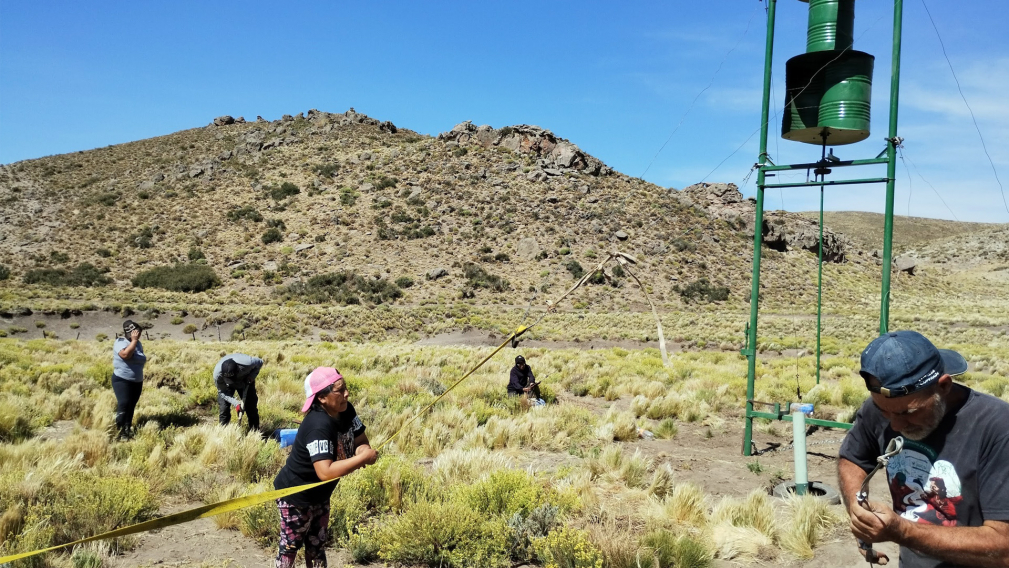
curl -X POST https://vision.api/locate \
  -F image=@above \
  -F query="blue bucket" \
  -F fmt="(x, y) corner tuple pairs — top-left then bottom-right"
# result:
(276, 428), (298, 448)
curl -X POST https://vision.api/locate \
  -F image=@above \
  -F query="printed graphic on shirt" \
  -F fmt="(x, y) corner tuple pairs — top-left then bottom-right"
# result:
(306, 439), (330, 457)
(886, 439), (963, 526)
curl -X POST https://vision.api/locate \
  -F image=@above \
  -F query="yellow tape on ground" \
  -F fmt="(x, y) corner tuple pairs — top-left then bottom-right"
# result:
(0, 326), (529, 566)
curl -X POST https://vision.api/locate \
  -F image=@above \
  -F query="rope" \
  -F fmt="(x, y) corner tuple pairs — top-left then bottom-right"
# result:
(920, 0), (1008, 217)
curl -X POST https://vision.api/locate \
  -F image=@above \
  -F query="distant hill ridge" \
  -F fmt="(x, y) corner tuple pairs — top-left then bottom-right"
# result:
(0, 108), (996, 312)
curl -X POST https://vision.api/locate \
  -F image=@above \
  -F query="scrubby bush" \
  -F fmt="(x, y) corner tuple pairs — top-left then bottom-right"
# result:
(269, 182), (300, 201)
(375, 500), (510, 568)
(49, 251), (70, 264)
(96, 248), (112, 258)
(533, 525), (604, 568)
(182, 324), (198, 334)
(132, 263), (220, 292)
(375, 176), (398, 190)
(0, 264), (10, 281)
(340, 187), (359, 206)
(23, 263), (112, 287)
(261, 228), (283, 244)
(461, 263), (510, 297)
(312, 163), (339, 178)
(127, 226), (154, 249)
(226, 206), (263, 222)
(395, 276), (414, 288)
(675, 278), (729, 303)
(457, 469), (545, 518)
(275, 271), (403, 305)
(187, 247), (206, 261)
(565, 260), (584, 279)
(507, 504), (560, 563)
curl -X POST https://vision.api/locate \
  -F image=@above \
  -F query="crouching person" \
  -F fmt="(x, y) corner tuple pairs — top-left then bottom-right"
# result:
(272, 367), (377, 568)
(214, 353), (263, 431)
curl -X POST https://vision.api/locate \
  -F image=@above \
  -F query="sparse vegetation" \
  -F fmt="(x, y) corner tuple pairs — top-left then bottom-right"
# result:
(261, 228), (283, 245)
(23, 263), (112, 287)
(275, 271), (403, 305)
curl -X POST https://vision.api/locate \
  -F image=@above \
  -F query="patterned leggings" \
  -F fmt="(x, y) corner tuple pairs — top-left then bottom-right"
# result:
(276, 500), (330, 568)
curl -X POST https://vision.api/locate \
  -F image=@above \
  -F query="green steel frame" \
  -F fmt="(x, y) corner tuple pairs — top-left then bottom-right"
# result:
(742, 0), (904, 455)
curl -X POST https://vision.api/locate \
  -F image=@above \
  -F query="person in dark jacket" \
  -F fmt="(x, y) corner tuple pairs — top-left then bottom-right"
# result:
(508, 355), (543, 403)
(273, 367), (377, 568)
(214, 353), (263, 430)
(112, 319), (147, 439)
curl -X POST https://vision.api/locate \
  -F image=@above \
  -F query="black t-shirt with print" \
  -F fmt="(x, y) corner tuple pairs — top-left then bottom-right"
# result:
(273, 403), (366, 507)
(839, 386), (1009, 568)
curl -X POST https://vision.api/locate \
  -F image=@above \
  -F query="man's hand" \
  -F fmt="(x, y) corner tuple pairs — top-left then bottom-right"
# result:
(850, 500), (905, 544)
(129, 329), (141, 342)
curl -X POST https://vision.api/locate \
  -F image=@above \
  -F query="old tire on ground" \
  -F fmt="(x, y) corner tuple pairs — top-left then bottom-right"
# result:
(772, 480), (841, 505)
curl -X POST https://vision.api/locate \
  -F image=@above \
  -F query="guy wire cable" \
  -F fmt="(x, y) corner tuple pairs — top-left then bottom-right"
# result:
(920, 0), (1008, 217)
(639, 0), (761, 179)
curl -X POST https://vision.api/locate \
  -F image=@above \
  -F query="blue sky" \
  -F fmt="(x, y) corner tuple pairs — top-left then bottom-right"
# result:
(2, 0), (1007, 222)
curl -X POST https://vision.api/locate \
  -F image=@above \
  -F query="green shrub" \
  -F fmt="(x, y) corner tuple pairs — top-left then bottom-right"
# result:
(507, 504), (560, 562)
(329, 457), (431, 542)
(0, 264), (9, 280)
(182, 324), (198, 334)
(461, 263), (510, 297)
(226, 206), (263, 222)
(239, 501), (280, 547)
(23, 263), (112, 287)
(675, 278), (729, 303)
(127, 227), (154, 249)
(50, 251), (70, 264)
(565, 260), (584, 279)
(395, 276), (414, 288)
(266, 218), (287, 230)
(533, 526), (604, 568)
(312, 163), (339, 178)
(132, 263), (221, 292)
(261, 228), (283, 244)
(187, 247), (206, 261)
(375, 176), (398, 190)
(275, 271), (403, 305)
(375, 500), (509, 568)
(96, 248), (112, 258)
(457, 469), (545, 518)
(340, 187), (359, 206)
(269, 182), (300, 201)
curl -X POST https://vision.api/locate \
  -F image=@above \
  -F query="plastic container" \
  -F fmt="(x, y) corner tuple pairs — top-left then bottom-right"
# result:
(276, 428), (298, 448)
(790, 403), (815, 417)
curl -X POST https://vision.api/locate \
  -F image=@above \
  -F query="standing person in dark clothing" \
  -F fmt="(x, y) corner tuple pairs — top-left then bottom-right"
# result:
(508, 355), (544, 404)
(214, 353), (263, 431)
(272, 367), (377, 568)
(112, 320), (147, 439)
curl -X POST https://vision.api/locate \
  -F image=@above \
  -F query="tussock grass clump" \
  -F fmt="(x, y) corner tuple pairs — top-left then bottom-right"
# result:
(433, 448), (513, 484)
(275, 271), (402, 305)
(650, 483), (709, 528)
(330, 456), (432, 542)
(778, 494), (846, 559)
(132, 263), (220, 292)
(641, 529), (713, 568)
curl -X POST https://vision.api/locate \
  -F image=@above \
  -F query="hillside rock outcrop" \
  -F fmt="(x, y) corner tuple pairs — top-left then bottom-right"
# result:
(438, 122), (613, 176)
(674, 182), (852, 262)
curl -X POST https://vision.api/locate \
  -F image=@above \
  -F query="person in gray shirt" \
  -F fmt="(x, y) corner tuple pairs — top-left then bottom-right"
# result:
(214, 353), (263, 431)
(838, 331), (1009, 567)
(112, 319), (147, 439)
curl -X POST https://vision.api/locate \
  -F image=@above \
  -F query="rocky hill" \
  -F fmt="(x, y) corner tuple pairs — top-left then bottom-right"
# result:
(0, 109), (982, 322)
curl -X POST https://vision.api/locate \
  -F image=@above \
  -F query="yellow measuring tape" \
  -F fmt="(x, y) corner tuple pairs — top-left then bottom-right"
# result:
(0, 326), (529, 565)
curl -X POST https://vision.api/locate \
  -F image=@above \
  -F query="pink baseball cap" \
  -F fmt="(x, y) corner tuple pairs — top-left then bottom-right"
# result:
(301, 367), (343, 412)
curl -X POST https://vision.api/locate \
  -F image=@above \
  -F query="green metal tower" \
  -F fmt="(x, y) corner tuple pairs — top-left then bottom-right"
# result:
(742, 0), (904, 456)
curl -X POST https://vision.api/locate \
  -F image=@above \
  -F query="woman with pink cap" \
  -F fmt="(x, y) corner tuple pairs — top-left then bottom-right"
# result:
(272, 367), (377, 567)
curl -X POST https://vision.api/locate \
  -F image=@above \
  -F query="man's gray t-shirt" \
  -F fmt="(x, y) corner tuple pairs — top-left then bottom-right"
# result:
(213, 353), (263, 390)
(839, 387), (1009, 568)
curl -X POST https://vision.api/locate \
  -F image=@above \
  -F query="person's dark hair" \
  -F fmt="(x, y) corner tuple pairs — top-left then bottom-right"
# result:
(309, 384), (334, 412)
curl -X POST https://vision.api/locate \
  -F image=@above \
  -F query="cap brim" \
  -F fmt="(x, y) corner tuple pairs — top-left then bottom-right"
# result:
(301, 397), (314, 413)
(939, 349), (968, 376)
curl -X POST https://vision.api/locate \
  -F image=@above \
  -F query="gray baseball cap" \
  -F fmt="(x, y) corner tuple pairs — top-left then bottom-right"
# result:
(859, 330), (968, 398)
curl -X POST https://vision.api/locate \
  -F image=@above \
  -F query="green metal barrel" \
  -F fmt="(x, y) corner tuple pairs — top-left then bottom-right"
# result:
(806, 0), (854, 52)
(781, 50), (874, 145)
(819, 51), (874, 143)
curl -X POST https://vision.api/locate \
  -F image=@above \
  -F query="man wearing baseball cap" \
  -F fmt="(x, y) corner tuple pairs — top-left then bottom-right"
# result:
(838, 331), (1009, 566)
(508, 355), (543, 404)
(213, 353), (263, 431)
(272, 367), (377, 568)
